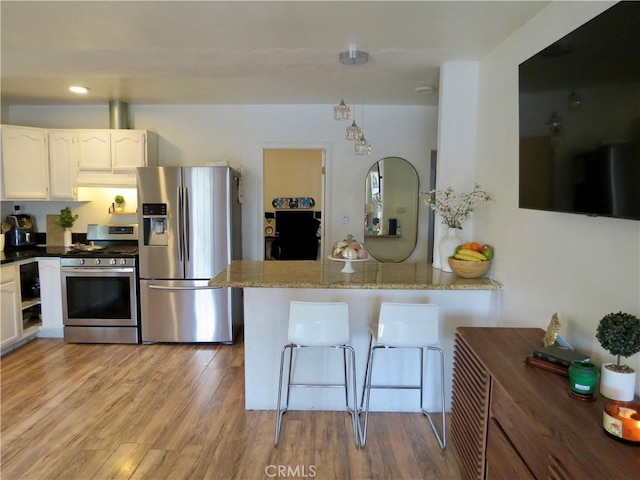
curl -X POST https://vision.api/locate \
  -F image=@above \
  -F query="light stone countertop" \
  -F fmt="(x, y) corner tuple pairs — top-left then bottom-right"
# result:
(209, 260), (502, 290)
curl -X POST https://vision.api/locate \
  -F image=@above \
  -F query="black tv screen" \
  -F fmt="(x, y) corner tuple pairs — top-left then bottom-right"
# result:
(518, 1), (640, 220)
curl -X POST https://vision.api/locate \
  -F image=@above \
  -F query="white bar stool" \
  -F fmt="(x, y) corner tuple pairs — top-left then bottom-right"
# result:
(274, 301), (359, 447)
(359, 302), (446, 449)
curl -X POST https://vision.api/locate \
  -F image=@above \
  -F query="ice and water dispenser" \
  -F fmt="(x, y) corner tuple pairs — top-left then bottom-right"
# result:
(142, 203), (168, 246)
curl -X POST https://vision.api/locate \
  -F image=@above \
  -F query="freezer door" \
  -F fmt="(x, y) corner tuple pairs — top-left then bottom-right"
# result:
(139, 279), (239, 343)
(182, 167), (233, 279)
(137, 166), (184, 279)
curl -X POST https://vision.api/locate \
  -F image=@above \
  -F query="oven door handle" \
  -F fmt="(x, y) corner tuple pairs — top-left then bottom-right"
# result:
(148, 284), (222, 291)
(61, 268), (135, 274)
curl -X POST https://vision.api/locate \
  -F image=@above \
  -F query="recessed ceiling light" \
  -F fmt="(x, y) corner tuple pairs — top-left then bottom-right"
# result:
(69, 86), (89, 94)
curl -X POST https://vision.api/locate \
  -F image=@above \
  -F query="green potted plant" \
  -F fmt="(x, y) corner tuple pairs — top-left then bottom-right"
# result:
(54, 207), (78, 247)
(114, 195), (126, 212)
(596, 311), (640, 401)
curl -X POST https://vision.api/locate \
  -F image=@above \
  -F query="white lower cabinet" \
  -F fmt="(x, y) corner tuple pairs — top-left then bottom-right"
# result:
(0, 264), (22, 350)
(38, 258), (63, 338)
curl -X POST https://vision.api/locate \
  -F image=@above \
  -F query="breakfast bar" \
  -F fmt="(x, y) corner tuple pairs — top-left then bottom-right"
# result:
(209, 260), (502, 411)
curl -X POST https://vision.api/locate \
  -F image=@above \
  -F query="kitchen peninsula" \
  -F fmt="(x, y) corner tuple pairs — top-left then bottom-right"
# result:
(210, 260), (501, 411)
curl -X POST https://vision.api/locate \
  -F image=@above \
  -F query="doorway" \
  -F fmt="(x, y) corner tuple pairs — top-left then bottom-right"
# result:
(263, 148), (325, 260)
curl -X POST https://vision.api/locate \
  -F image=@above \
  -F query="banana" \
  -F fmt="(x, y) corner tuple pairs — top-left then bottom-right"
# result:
(454, 252), (482, 262)
(458, 249), (487, 261)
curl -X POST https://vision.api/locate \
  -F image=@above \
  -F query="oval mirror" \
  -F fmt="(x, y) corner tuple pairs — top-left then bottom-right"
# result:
(364, 157), (419, 262)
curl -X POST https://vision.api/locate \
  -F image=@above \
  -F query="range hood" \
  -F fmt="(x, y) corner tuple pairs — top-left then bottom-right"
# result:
(109, 100), (129, 129)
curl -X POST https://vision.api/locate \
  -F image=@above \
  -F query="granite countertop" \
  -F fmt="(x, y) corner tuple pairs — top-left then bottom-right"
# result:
(209, 260), (502, 290)
(1, 247), (71, 265)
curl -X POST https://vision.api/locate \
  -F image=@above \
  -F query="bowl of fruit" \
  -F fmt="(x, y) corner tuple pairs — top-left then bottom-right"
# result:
(448, 242), (493, 278)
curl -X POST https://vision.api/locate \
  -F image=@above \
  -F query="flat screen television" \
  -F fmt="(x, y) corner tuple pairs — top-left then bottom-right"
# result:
(518, 1), (640, 220)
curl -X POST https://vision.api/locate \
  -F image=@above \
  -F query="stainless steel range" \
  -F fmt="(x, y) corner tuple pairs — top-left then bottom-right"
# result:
(61, 224), (140, 344)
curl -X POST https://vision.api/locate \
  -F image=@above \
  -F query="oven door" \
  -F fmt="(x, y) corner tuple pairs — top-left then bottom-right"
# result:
(61, 266), (138, 327)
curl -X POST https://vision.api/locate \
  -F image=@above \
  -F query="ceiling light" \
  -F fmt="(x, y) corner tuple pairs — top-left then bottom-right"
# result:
(355, 133), (372, 155)
(346, 119), (362, 141)
(567, 90), (582, 109)
(334, 48), (369, 121)
(334, 98), (351, 120)
(339, 49), (369, 67)
(69, 86), (89, 94)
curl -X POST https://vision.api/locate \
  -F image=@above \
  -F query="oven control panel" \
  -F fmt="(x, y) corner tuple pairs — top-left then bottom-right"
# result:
(61, 257), (136, 267)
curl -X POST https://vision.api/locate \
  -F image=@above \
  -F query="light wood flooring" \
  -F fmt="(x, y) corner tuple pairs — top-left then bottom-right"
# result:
(1, 335), (463, 480)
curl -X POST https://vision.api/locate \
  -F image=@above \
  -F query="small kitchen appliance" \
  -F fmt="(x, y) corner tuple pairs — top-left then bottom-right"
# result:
(61, 224), (140, 344)
(5, 214), (37, 248)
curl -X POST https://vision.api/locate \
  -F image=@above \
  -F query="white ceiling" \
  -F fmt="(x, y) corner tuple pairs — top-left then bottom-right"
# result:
(1, 1), (550, 107)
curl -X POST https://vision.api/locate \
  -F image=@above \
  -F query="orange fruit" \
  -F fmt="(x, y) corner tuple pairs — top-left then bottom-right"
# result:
(470, 242), (480, 251)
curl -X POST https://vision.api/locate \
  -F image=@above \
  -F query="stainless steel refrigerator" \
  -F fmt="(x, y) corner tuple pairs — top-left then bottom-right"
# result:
(137, 166), (242, 343)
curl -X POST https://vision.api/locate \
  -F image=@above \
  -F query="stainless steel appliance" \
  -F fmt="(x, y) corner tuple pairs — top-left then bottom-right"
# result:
(5, 214), (36, 247)
(61, 224), (140, 344)
(137, 166), (242, 343)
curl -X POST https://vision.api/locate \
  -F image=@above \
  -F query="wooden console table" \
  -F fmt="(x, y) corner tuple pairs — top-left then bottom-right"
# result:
(452, 327), (639, 480)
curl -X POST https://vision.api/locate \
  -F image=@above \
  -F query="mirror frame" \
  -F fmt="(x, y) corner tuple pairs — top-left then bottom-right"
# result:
(364, 156), (419, 262)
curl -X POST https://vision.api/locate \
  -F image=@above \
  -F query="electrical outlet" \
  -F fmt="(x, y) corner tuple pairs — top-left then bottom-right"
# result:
(342, 213), (349, 224)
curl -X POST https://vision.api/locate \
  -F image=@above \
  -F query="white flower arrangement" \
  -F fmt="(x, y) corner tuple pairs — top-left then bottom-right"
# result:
(425, 183), (491, 229)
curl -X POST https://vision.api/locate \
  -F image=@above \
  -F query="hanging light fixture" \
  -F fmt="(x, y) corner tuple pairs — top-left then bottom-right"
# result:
(334, 98), (351, 120)
(567, 90), (582, 109)
(333, 48), (369, 121)
(354, 104), (372, 155)
(355, 133), (372, 155)
(333, 63), (351, 120)
(346, 116), (362, 141)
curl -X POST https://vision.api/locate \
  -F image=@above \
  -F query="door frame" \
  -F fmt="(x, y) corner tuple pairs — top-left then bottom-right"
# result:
(259, 142), (332, 261)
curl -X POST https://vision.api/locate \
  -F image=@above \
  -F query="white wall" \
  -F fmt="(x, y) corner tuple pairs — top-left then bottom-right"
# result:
(475, 0), (639, 394)
(6, 104), (438, 262)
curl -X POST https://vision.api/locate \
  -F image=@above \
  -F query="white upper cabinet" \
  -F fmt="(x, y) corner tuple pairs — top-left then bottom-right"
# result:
(111, 130), (150, 171)
(1, 126), (158, 194)
(76, 130), (111, 171)
(48, 130), (78, 200)
(1, 125), (49, 200)
(76, 130), (157, 185)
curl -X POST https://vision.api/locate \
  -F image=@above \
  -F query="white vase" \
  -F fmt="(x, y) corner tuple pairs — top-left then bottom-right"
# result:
(439, 227), (461, 273)
(63, 228), (73, 247)
(600, 363), (636, 401)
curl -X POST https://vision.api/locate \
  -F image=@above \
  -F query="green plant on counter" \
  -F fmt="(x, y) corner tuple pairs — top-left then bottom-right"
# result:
(596, 311), (640, 373)
(54, 207), (78, 228)
(114, 195), (125, 205)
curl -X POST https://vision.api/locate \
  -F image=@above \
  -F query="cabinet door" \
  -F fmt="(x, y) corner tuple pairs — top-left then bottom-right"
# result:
(38, 259), (63, 336)
(111, 130), (147, 171)
(48, 131), (78, 200)
(1, 265), (22, 349)
(76, 130), (111, 170)
(1, 125), (49, 199)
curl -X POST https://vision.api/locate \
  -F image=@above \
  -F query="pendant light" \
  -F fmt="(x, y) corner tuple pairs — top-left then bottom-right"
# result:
(354, 105), (372, 155)
(333, 49), (369, 121)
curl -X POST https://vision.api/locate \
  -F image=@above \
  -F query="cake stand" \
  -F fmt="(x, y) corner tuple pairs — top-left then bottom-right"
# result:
(328, 256), (368, 273)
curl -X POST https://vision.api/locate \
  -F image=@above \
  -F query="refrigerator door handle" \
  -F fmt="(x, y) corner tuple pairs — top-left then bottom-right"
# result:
(148, 284), (222, 291)
(184, 186), (190, 261)
(177, 186), (184, 262)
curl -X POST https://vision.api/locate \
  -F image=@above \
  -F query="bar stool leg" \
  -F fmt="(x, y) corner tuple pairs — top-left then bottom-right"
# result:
(358, 333), (374, 412)
(342, 344), (360, 447)
(420, 346), (446, 449)
(275, 343), (294, 445)
(359, 344), (383, 447)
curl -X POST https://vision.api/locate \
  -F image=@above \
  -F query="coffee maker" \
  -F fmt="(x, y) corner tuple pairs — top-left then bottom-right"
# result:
(5, 214), (37, 248)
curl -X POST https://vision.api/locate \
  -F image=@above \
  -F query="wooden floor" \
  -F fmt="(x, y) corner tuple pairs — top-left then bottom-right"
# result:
(1, 335), (463, 480)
